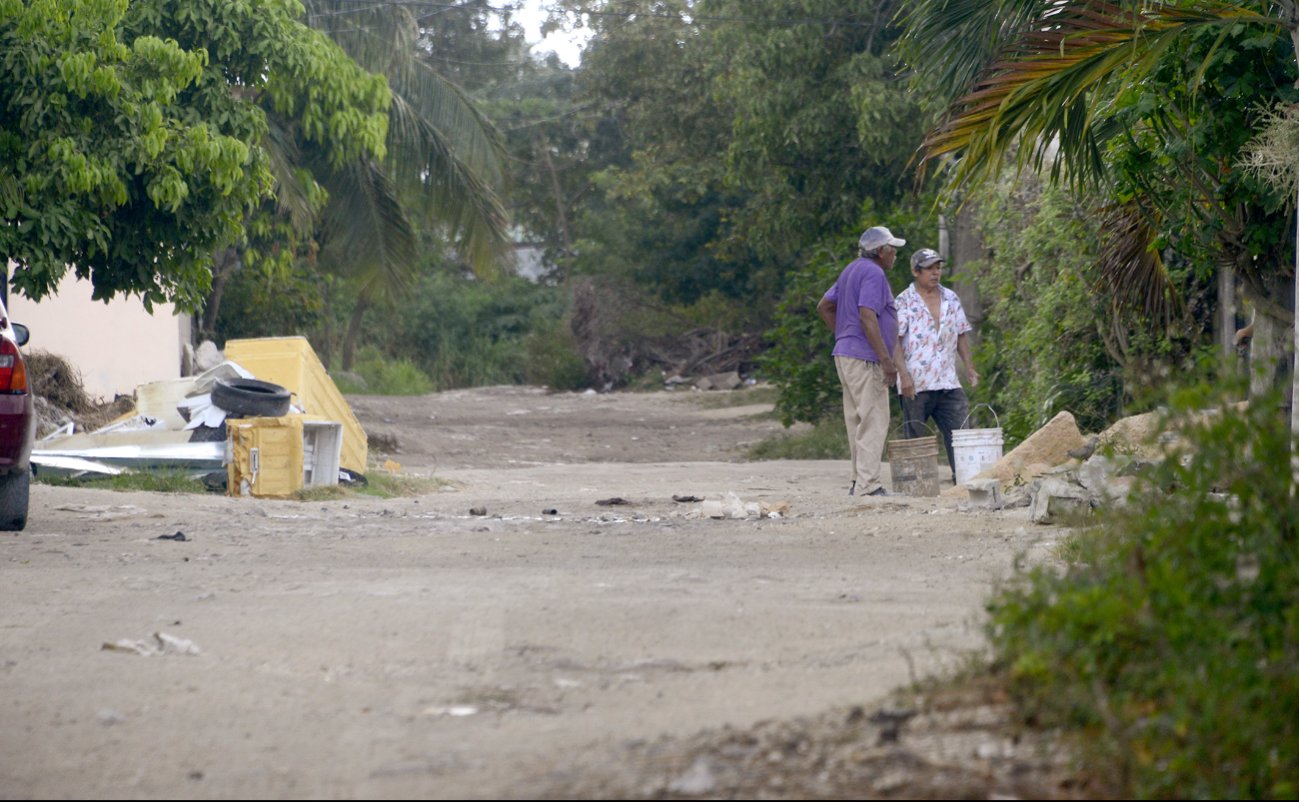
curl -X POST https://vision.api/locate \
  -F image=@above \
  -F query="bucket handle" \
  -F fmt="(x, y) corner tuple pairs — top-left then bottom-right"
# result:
(960, 404), (1001, 430)
(893, 419), (938, 440)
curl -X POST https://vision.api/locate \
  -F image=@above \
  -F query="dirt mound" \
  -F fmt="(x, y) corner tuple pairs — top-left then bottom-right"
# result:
(538, 675), (1094, 800)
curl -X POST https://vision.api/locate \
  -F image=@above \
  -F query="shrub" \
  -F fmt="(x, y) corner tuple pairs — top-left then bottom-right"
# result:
(987, 384), (1299, 798)
(341, 346), (434, 395)
(524, 320), (590, 391)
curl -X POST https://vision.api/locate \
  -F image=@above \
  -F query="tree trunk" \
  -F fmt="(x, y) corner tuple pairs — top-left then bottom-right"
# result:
(199, 247), (240, 341)
(540, 138), (572, 255)
(340, 294), (370, 372)
(1287, 17), (1299, 450)
(1218, 263), (1235, 360)
(1293, 194), (1299, 440)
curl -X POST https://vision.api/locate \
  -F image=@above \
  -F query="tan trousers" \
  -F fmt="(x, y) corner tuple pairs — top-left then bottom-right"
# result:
(835, 356), (889, 494)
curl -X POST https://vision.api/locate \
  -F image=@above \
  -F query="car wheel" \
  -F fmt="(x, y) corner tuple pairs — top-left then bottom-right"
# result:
(211, 378), (292, 418)
(0, 469), (30, 531)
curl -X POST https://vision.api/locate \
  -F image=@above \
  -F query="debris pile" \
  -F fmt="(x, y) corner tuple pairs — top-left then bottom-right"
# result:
(951, 407), (1211, 524)
(31, 337), (364, 499)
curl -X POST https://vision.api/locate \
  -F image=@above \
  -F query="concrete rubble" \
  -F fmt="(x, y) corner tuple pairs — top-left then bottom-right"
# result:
(699, 492), (790, 520)
(952, 408), (1187, 524)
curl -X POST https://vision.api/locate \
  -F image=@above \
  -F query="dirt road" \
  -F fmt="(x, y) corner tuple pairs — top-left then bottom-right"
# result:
(1, 385), (1070, 798)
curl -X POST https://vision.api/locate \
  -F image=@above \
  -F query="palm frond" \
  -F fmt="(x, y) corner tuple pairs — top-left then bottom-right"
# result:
(911, 0), (1275, 194)
(387, 90), (510, 273)
(1095, 200), (1183, 325)
(263, 116), (319, 238)
(317, 157), (419, 300)
(302, 0), (511, 275)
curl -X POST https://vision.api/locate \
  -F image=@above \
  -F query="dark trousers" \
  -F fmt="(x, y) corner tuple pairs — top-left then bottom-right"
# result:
(902, 389), (969, 477)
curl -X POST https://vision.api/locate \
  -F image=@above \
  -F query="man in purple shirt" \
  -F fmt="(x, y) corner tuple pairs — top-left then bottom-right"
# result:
(816, 226), (903, 496)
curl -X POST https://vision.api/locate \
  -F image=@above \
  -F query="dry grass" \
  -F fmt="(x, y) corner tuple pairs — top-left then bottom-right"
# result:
(28, 350), (136, 436)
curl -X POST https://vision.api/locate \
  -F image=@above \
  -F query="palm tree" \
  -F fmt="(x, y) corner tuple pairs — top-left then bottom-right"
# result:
(898, 0), (1299, 437)
(269, 0), (512, 370)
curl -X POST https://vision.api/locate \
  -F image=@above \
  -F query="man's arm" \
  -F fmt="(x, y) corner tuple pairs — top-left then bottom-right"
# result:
(895, 341), (915, 399)
(957, 332), (979, 388)
(858, 307), (897, 384)
(816, 296), (837, 332)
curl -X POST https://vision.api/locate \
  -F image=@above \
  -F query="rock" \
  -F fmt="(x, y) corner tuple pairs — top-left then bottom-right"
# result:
(667, 757), (718, 796)
(194, 340), (223, 373)
(1029, 477), (1092, 524)
(972, 411), (1087, 489)
(964, 478), (1002, 509)
(1096, 410), (1164, 459)
(696, 371), (743, 391)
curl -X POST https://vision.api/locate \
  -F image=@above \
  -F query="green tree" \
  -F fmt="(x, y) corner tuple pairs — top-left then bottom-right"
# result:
(898, 0), (1299, 431)
(705, 0), (925, 265)
(0, 0), (387, 310)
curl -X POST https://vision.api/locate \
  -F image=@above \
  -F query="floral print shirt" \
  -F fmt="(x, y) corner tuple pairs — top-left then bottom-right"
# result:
(895, 284), (971, 392)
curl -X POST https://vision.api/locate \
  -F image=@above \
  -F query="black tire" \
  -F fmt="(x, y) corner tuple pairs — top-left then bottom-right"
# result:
(0, 469), (30, 531)
(211, 378), (292, 418)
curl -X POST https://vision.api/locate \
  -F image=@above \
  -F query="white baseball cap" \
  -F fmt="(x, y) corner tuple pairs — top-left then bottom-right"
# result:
(859, 226), (905, 252)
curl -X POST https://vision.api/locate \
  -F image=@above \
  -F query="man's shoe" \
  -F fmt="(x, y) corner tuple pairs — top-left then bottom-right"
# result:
(866, 486), (890, 497)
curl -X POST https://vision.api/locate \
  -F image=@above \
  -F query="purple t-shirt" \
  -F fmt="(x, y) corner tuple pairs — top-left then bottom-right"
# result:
(822, 257), (897, 363)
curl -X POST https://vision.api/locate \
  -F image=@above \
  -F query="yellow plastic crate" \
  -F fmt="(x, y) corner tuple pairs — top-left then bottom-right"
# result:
(223, 337), (368, 475)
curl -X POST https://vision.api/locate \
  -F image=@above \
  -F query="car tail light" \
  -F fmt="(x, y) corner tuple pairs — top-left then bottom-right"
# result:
(0, 338), (28, 393)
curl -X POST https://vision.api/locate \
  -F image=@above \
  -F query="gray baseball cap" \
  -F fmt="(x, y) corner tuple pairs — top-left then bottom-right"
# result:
(910, 248), (943, 269)
(858, 226), (905, 253)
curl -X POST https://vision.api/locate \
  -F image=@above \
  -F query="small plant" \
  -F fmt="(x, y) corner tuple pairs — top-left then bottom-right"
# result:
(354, 470), (449, 498)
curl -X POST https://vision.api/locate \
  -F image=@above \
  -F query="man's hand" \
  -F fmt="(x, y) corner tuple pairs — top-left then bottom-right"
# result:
(881, 358), (898, 389)
(899, 372), (916, 399)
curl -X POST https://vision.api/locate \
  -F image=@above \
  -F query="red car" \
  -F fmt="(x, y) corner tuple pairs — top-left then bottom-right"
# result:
(0, 297), (33, 531)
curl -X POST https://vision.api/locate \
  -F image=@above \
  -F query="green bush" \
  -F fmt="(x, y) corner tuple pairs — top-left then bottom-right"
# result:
(338, 346), (434, 395)
(987, 385), (1299, 798)
(388, 270), (569, 390)
(759, 239), (850, 426)
(524, 320), (589, 391)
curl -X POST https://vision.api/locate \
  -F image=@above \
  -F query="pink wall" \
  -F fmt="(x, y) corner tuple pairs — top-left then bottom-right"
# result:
(8, 269), (190, 401)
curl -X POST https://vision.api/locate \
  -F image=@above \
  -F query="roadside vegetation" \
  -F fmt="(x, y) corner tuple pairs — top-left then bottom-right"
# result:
(985, 384), (1298, 798)
(34, 470), (211, 495)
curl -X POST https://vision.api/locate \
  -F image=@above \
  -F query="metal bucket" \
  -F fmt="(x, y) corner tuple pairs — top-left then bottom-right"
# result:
(953, 405), (1004, 486)
(887, 422), (941, 497)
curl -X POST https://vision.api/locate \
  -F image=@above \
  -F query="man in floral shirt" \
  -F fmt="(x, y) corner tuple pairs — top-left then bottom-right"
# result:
(893, 248), (980, 479)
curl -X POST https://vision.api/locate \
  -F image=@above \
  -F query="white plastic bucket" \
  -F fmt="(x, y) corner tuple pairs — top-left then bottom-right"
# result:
(952, 405), (1004, 486)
